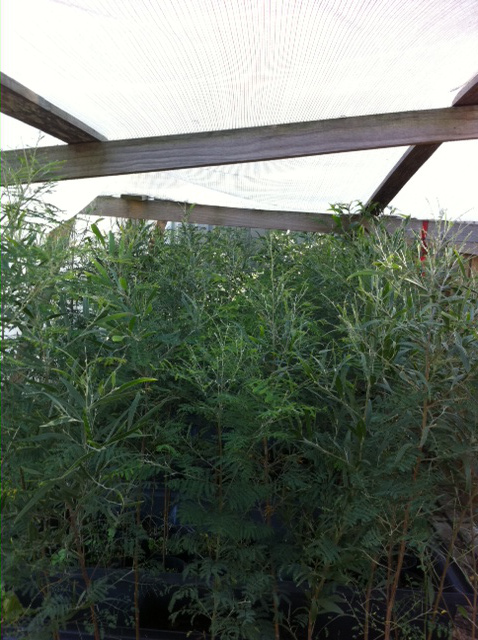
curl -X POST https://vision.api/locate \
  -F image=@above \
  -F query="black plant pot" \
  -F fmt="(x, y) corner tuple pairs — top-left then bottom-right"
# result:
(57, 630), (204, 640)
(9, 561), (473, 640)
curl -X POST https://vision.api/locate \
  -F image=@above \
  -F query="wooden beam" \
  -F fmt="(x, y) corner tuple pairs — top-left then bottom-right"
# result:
(2, 106), (477, 185)
(0, 72), (107, 144)
(79, 196), (341, 233)
(79, 195), (478, 254)
(368, 73), (478, 209)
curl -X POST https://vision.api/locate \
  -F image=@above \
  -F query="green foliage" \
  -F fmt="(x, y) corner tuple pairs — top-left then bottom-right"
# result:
(2, 168), (477, 640)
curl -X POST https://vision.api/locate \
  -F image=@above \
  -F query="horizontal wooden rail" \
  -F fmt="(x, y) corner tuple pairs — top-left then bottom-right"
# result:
(2, 106), (477, 185)
(80, 195), (478, 254)
(80, 196), (340, 233)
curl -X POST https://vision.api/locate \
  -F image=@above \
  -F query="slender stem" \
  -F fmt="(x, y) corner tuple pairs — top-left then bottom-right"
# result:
(384, 449), (422, 640)
(426, 502), (467, 640)
(216, 407), (224, 510)
(1, 293), (5, 342)
(271, 567), (281, 640)
(134, 437), (146, 640)
(133, 513), (141, 640)
(162, 478), (170, 568)
(307, 586), (320, 640)
(385, 533), (394, 607)
(262, 437), (280, 640)
(363, 557), (377, 640)
(469, 487), (477, 640)
(68, 505), (101, 640)
(210, 409), (225, 640)
(39, 524), (61, 640)
(307, 577), (328, 640)
(19, 467), (26, 491)
(384, 339), (431, 640)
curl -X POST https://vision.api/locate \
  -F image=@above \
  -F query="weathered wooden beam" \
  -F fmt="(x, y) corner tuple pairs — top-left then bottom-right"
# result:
(0, 72), (107, 144)
(79, 196), (340, 233)
(368, 73), (478, 209)
(2, 106), (477, 185)
(79, 195), (478, 254)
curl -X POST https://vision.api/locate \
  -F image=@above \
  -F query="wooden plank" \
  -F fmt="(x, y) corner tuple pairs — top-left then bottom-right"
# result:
(79, 196), (341, 233)
(2, 106), (477, 185)
(368, 73), (478, 210)
(0, 73), (107, 144)
(79, 195), (478, 254)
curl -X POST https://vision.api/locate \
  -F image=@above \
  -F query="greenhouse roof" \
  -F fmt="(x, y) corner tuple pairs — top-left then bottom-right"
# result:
(1, 0), (477, 223)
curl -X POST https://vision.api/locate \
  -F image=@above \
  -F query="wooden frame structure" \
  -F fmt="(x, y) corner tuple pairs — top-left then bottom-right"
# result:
(1, 71), (478, 236)
(367, 73), (478, 209)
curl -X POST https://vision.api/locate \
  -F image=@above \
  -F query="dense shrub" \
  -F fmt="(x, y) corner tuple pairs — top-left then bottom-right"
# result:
(2, 177), (477, 640)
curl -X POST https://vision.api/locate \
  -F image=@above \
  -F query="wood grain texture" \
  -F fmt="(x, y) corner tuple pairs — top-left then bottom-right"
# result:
(0, 72), (107, 144)
(80, 196), (340, 233)
(368, 73), (478, 209)
(79, 195), (478, 254)
(2, 106), (477, 184)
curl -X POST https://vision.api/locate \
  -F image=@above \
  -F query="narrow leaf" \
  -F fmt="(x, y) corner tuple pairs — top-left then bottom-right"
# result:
(91, 223), (106, 247)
